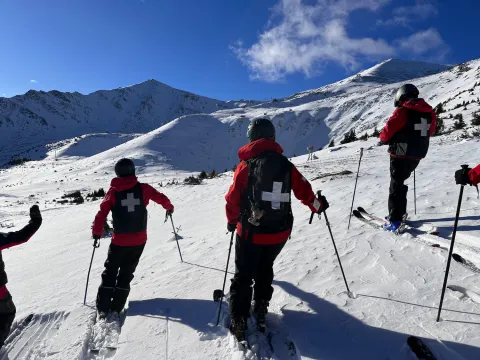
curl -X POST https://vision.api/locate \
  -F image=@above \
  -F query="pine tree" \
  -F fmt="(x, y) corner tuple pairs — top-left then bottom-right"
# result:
(453, 113), (466, 130)
(472, 112), (480, 126)
(434, 117), (444, 136)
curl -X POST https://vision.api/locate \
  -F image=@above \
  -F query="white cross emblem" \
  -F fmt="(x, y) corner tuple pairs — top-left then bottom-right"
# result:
(121, 193), (140, 212)
(261, 182), (290, 210)
(414, 118), (430, 137)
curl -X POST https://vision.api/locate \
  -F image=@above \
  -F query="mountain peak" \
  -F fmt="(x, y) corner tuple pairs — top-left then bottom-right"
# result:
(352, 58), (452, 84)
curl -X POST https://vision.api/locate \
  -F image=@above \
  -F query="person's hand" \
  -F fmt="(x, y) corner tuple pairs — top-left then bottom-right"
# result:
(227, 223), (237, 232)
(30, 205), (42, 220)
(166, 208), (174, 217)
(455, 167), (472, 186)
(318, 195), (329, 212)
(92, 234), (101, 241)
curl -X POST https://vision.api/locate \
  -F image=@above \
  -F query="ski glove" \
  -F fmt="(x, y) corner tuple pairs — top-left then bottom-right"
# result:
(227, 223), (237, 232)
(166, 209), (174, 217)
(319, 195), (329, 212)
(455, 167), (472, 186)
(30, 205), (42, 221)
(92, 234), (101, 241)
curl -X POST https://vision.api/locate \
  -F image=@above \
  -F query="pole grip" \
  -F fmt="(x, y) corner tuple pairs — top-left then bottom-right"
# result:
(309, 191), (322, 224)
(93, 238), (100, 248)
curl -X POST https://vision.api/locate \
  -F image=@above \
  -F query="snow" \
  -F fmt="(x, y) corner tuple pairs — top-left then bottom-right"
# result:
(2, 57), (480, 359)
(3, 58), (480, 171)
(1, 130), (480, 359)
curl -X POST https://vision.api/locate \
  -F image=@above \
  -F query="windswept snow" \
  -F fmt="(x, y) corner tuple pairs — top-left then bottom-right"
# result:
(3, 58), (479, 170)
(1, 131), (480, 359)
(2, 56), (480, 359)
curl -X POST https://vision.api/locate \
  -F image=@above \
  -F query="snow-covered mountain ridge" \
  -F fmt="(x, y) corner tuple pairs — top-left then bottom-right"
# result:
(2, 58), (480, 172)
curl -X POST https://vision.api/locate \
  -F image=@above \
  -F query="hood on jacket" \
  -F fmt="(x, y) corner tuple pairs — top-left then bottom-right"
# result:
(110, 176), (138, 192)
(238, 139), (284, 161)
(401, 98), (433, 113)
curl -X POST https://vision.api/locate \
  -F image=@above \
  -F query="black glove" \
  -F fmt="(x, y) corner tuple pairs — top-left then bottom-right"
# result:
(227, 223), (237, 232)
(92, 234), (101, 241)
(30, 205), (42, 220)
(166, 208), (174, 217)
(455, 168), (472, 186)
(319, 195), (329, 212)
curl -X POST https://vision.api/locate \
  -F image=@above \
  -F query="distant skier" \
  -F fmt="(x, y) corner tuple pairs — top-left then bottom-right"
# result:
(379, 84), (436, 232)
(92, 158), (174, 319)
(455, 164), (480, 186)
(225, 118), (329, 342)
(0, 205), (42, 349)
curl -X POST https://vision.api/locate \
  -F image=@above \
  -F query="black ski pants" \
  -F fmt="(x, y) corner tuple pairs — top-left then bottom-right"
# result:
(0, 292), (16, 347)
(229, 234), (286, 320)
(388, 157), (420, 222)
(96, 243), (145, 313)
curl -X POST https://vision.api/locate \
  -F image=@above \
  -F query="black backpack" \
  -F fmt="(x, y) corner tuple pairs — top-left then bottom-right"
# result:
(241, 151), (294, 240)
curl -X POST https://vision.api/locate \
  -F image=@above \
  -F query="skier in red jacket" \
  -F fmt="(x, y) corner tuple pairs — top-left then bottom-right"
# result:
(225, 118), (329, 341)
(379, 84), (436, 232)
(92, 158), (174, 319)
(455, 164), (480, 186)
(0, 205), (42, 349)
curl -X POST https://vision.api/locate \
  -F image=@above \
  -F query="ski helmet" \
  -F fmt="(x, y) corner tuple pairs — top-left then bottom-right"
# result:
(115, 158), (135, 177)
(247, 118), (276, 142)
(394, 84), (419, 107)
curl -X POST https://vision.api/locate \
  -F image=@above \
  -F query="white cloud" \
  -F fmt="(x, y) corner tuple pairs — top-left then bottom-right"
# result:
(377, 0), (438, 27)
(396, 28), (448, 59)
(1, 93), (6, 97)
(30, 80), (38, 83)
(232, 0), (395, 82)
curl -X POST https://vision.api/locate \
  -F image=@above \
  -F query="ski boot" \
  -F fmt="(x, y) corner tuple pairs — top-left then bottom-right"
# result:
(252, 300), (269, 332)
(97, 311), (108, 321)
(383, 220), (402, 233)
(229, 317), (247, 343)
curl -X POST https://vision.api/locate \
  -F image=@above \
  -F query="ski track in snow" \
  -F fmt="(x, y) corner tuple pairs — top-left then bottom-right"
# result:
(2, 134), (480, 358)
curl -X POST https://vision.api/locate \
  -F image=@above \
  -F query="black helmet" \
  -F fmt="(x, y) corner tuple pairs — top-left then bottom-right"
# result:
(394, 84), (419, 107)
(115, 158), (135, 177)
(247, 118), (275, 142)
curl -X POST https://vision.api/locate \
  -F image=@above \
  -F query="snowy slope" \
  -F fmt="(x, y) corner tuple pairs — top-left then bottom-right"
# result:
(0, 80), (256, 164)
(3, 58), (476, 170)
(1, 130), (480, 359)
(48, 58), (480, 173)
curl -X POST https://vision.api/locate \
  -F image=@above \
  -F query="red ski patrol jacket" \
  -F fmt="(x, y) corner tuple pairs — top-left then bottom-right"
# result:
(92, 176), (174, 246)
(469, 164), (480, 185)
(0, 206), (42, 299)
(225, 139), (322, 245)
(380, 99), (437, 160)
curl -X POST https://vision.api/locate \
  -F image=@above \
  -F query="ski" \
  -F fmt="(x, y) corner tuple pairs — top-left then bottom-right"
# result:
(357, 207), (439, 236)
(352, 210), (440, 246)
(452, 253), (480, 274)
(407, 336), (438, 360)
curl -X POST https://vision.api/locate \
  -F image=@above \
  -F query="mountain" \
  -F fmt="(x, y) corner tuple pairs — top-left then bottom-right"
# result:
(0, 80), (259, 163)
(2, 58), (480, 172)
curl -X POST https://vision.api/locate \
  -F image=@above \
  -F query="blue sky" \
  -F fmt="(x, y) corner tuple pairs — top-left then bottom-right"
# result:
(0, 0), (479, 100)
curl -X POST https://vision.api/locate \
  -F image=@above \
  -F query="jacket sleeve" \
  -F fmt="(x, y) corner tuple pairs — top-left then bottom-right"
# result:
(469, 164), (480, 186)
(225, 162), (248, 224)
(379, 108), (408, 143)
(142, 184), (174, 210)
(92, 188), (115, 236)
(0, 217), (42, 251)
(430, 110), (437, 136)
(291, 165), (322, 213)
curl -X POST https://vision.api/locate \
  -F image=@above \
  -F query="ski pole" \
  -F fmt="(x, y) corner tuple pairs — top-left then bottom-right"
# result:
(348, 148), (363, 229)
(436, 165), (468, 322)
(168, 213), (183, 263)
(312, 191), (354, 298)
(414, 170), (417, 215)
(84, 238), (100, 305)
(215, 231), (235, 326)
